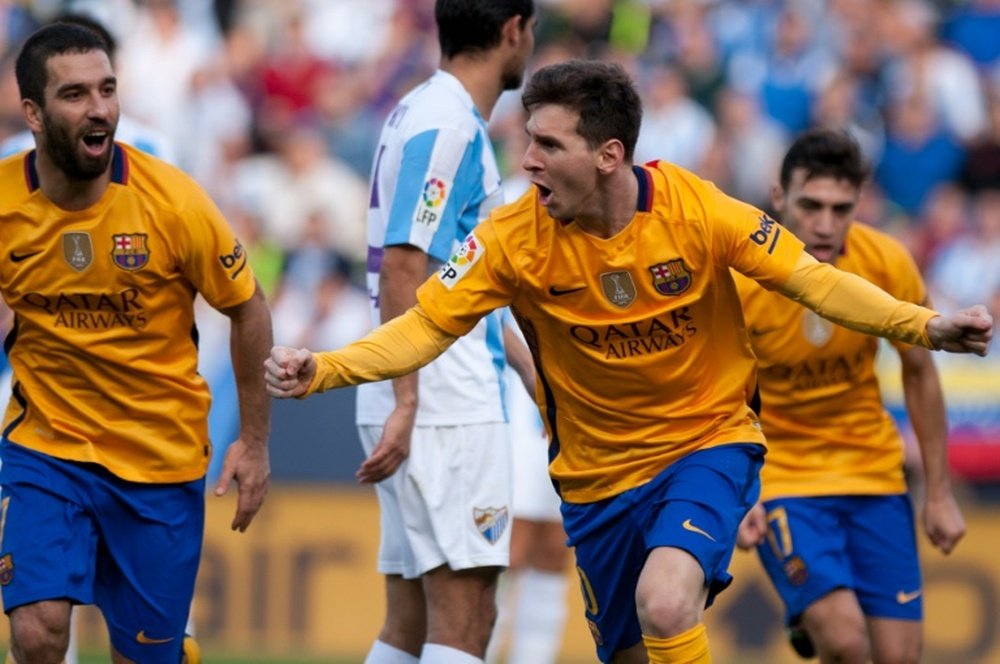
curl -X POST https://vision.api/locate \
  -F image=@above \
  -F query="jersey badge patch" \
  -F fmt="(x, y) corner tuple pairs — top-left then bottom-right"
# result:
(649, 259), (692, 296)
(801, 310), (834, 347)
(438, 233), (482, 289)
(782, 555), (809, 586)
(473, 506), (509, 545)
(600, 271), (636, 308)
(111, 233), (150, 272)
(414, 176), (450, 229)
(62, 232), (94, 272)
(0, 553), (13, 585)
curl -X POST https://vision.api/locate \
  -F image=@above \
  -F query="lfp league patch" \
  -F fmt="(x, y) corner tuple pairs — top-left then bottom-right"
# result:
(438, 232), (483, 289)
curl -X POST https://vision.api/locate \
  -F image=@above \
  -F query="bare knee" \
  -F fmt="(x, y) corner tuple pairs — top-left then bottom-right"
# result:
(424, 565), (500, 655)
(635, 585), (701, 637)
(812, 624), (869, 664)
(9, 601), (72, 664)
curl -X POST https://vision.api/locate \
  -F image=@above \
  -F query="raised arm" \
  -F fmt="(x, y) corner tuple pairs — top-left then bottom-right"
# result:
(264, 303), (459, 398)
(780, 252), (993, 354)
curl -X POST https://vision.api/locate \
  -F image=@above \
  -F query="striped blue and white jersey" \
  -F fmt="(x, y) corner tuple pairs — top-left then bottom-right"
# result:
(356, 70), (508, 426)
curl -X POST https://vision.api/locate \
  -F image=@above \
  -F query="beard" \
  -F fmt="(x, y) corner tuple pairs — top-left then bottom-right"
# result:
(501, 61), (525, 92)
(41, 113), (115, 181)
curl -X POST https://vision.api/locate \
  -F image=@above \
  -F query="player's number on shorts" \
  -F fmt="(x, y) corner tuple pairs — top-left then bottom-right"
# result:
(765, 505), (794, 558)
(576, 566), (600, 615)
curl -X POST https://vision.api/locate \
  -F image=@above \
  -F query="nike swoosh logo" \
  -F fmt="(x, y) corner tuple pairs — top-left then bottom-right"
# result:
(136, 630), (175, 644)
(10, 250), (42, 263)
(896, 589), (922, 604)
(548, 285), (587, 296)
(682, 518), (716, 541)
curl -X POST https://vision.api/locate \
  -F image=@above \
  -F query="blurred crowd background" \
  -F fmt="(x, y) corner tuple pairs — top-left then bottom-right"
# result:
(0, 0), (998, 471)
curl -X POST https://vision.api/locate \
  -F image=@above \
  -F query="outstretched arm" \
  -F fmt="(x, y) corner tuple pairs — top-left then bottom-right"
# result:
(264, 303), (459, 398)
(780, 253), (993, 355)
(215, 283), (273, 532)
(900, 345), (966, 554)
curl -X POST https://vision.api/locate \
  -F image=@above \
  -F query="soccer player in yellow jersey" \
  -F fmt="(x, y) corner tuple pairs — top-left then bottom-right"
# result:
(264, 61), (992, 664)
(0, 24), (272, 664)
(734, 129), (967, 664)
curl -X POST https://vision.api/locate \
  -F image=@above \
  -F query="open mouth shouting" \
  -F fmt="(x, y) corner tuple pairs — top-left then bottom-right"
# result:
(534, 182), (553, 206)
(81, 128), (111, 157)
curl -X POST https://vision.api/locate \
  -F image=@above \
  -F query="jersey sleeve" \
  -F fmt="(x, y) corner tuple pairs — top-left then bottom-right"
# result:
(177, 182), (257, 310)
(385, 127), (479, 263)
(879, 236), (930, 351)
(703, 182), (805, 287)
(415, 217), (518, 337)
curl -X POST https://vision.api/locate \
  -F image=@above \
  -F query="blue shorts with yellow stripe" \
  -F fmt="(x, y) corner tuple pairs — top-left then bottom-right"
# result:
(0, 440), (204, 663)
(755, 494), (922, 624)
(561, 443), (764, 662)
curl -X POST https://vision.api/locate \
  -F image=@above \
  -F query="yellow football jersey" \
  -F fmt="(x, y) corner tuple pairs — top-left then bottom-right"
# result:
(417, 161), (806, 503)
(735, 222), (926, 500)
(0, 144), (256, 483)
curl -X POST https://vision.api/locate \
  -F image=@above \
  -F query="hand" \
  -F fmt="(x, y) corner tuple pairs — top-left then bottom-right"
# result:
(356, 406), (415, 483)
(213, 437), (270, 532)
(736, 502), (767, 550)
(264, 346), (317, 398)
(923, 492), (966, 555)
(926, 305), (993, 356)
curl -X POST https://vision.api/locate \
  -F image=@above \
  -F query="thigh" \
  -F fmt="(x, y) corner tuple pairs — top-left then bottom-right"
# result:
(868, 616), (922, 663)
(645, 444), (765, 609)
(405, 423), (512, 576)
(0, 442), (97, 610)
(756, 496), (854, 623)
(846, 495), (922, 621)
(94, 476), (205, 664)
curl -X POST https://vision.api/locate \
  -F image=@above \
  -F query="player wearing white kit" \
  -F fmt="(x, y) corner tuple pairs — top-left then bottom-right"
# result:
(356, 2), (536, 664)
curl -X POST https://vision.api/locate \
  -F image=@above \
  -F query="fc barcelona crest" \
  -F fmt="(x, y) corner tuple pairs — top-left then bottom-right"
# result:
(62, 232), (93, 272)
(649, 259), (692, 296)
(111, 233), (150, 271)
(783, 555), (809, 586)
(0, 553), (14, 586)
(473, 506), (509, 545)
(600, 271), (636, 308)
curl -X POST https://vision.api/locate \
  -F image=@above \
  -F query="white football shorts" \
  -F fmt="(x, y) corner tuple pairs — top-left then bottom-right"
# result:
(359, 422), (512, 579)
(507, 376), (563, 522)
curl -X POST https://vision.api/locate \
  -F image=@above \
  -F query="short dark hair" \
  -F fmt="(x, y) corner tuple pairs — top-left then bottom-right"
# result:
(522, 60), (642, 161)
(16, 22), (111, 106)
(779, 128), (871, 190)
(436, 0), (534, 60)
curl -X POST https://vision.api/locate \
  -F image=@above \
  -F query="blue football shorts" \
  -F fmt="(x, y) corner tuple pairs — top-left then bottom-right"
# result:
(755, 493), (922, 624)
(561, 443), (764, 662)
(0, 440), (205, 663)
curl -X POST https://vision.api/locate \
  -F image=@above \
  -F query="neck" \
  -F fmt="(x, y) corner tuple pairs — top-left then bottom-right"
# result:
(34, 148), (110, 211)
(441, 55), (505, 121)
(574, 166), (639, 239)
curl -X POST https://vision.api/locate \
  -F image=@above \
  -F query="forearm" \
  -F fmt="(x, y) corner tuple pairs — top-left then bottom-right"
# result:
(780, 253), (937, 347)
(308, 304), (457, 395)
(381, 250), (423, 413)
(228, 285), (273, 447)
(902, 349), (952, 499)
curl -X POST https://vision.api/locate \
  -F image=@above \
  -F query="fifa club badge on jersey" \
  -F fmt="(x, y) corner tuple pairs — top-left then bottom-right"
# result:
(62, 232), (94, 272)
(111, 233), (150, 271)
(649, 258), (692, 296)
(438, 232), (482, 290)
(0, 553), (13, 585)
(783, 555), (809, 586)
(801, 309), (834, 347)
(473, 506), (509, 545)
(600, 271), (636, 308)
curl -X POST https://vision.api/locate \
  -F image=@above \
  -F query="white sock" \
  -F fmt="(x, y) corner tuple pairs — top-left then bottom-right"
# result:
(508, 569), (568, 664)
(420, 643), (483, 664)
(485, 569), (520, 664)
(65, 614), (79, 664)
(366, 640), (420, 664)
